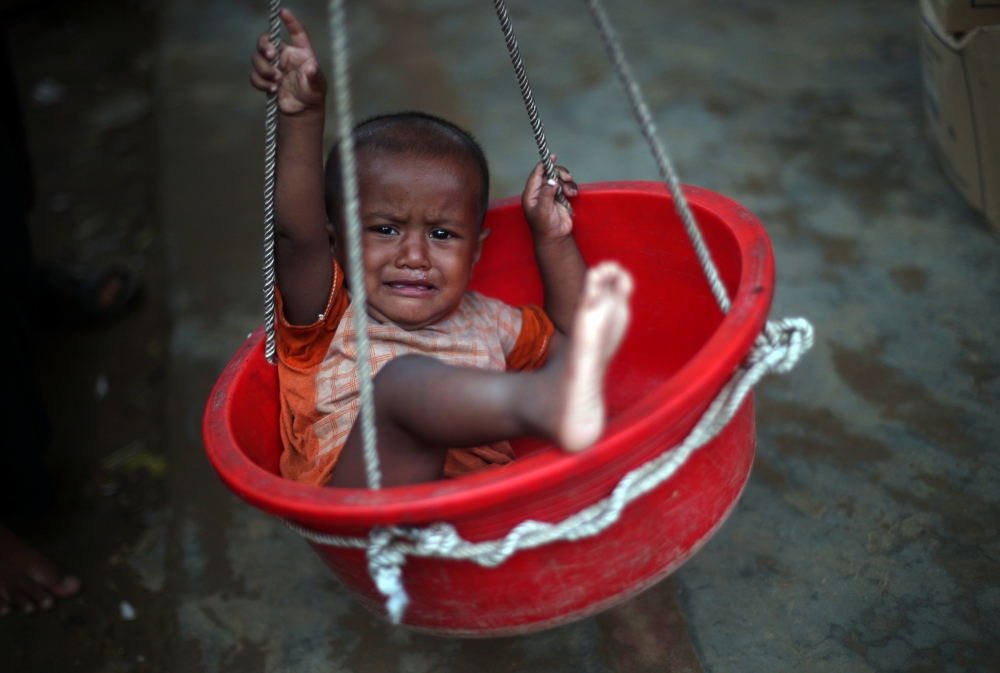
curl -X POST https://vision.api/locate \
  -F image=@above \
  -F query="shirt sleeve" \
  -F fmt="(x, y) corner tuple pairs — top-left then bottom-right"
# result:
(275, 257), (350, 371)
(505, 304), (555, 372)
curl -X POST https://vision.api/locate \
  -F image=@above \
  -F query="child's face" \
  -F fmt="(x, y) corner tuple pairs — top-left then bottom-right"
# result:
(346, 151), (488, 331)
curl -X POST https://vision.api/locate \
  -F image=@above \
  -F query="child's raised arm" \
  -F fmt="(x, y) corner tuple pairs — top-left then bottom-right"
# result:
(250, 9), (331, 326)
(521, 158), (587, 336)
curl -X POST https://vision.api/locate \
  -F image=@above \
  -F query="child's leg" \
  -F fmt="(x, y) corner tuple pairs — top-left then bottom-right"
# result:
(328, 262), (633, 488)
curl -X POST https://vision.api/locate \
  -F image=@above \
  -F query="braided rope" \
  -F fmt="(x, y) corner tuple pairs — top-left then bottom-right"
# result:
(584, 0), (732, 315)
(262, 0), (282, 363)
(491, 0), (572, 215)
(328, 0), (382, 490)
(286, 318), (814, 624)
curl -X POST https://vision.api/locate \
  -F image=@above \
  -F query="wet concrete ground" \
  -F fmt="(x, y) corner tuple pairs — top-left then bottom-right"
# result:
(4, 0), (1000, 671)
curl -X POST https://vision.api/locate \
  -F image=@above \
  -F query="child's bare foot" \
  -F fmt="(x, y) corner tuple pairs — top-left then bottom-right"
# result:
(558, 262), (633, 452)
(0, 524), (81, 616)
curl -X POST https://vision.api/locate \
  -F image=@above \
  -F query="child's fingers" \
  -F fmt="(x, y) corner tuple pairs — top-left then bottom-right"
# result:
(540, 177), (560, 203)
(524, 160), (548, 192)
(544, 179), (575, 229)
(296, 65), (324, 98)
(554, 166), (577, 196)
(251, 51), (279, 81)
(281, 8), (315, 51)
(256, 33), (277, 61)
(250, 71), (278, 93)
(303, 60), (325, 86)
(521, 162), (546, 206)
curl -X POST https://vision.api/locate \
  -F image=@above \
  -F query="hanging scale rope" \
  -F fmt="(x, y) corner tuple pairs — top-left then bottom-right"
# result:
(327, 0), (383, 490)
(584, 0), (731, 314)
(262, 0), (282, 363)
(492, 0), (729, 314)
(259, 0), (382, 486)
(491, 0), (572, 214)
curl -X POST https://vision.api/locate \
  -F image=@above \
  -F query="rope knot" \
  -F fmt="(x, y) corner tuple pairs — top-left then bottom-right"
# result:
(366, 527), (410, 624)
(411, 522), (463, 556)
(749, 318), (815, 374)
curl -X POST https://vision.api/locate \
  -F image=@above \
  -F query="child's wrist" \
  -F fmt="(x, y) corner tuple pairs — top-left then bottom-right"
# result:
(533, 232), (575, 252)
(281, 104), (326, 121)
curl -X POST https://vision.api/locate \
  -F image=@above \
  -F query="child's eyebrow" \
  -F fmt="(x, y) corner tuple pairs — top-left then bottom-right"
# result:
(364, 211), (407, 223)
(423, 217), (470, 229)
(362, 211), (475, 230)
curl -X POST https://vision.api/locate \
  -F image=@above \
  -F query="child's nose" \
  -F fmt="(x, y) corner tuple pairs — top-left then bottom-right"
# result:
(396, 231), (430, 269)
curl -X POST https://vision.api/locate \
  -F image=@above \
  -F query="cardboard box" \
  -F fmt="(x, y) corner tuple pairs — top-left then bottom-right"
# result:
(920, 0), (1000, 230)
(928, 0), (1000, 32)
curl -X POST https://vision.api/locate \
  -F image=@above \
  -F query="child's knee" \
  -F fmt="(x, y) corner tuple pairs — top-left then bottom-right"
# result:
(372, 354), (438, 402)
(376, 354), (433, 379)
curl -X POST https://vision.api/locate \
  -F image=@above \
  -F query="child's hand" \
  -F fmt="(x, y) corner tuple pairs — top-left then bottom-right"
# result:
(522, 156), (579, 244)
(250, 8), (326, 116)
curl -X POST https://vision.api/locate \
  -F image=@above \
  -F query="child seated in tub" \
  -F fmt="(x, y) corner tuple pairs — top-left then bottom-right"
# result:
(250, 9), (633, 488)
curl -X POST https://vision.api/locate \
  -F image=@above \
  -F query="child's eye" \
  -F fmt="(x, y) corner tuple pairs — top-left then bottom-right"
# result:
(370, 225), (398, 236)
(429, 229), (454, 240)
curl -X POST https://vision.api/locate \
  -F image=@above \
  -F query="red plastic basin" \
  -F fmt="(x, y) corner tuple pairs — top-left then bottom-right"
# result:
(203, 182), (774, 636)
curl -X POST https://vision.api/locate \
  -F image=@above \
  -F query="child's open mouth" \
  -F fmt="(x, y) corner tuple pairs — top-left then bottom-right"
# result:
(384, 281), (437, 297)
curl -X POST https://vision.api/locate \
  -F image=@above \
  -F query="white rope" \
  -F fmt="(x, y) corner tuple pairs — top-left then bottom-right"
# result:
(285, 317), (814, 624)
(584, 0), (732, 315)
(491, 0), (572, 214)
(328, 0), (382, 489)
(262, 0), (282, 364)
(260, 1), (381, 482)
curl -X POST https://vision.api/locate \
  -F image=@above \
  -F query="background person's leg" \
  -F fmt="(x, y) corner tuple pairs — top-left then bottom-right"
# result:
(0, 222), (53, 522)
(0, 44), (80, 615)
(0, 87), (53, 523)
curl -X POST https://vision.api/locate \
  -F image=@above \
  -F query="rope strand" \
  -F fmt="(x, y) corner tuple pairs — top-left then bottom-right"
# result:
(584, 0), (732, 314)
(491, 0), (572, 215)
(262, 0), (282, 363)
(328, 0), (382, 490)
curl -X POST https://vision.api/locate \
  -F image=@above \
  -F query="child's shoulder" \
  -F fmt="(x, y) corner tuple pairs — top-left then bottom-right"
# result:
(461, 290), (517, 315)
(454, 291), (525, 352)
(456, 291), (525, 339)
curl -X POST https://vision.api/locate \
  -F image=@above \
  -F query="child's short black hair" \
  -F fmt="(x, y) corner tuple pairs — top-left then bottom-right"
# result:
(324, 111), (490, 225)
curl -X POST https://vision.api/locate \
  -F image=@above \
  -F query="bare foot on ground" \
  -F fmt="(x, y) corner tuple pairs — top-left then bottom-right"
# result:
(558, 261), (633, 452)
(0, 523), (80, 616)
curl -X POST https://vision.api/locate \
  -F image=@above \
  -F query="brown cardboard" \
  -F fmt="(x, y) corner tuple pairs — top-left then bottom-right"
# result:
(929, 0), (1000, 32)
(920, 0), (1000, 230)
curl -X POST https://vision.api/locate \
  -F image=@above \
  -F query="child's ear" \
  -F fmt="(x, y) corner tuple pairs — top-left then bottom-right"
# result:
(473, 227), (491, 266)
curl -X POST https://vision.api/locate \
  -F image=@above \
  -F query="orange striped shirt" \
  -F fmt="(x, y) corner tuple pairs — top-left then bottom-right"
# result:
(275, 258), (554, 486)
